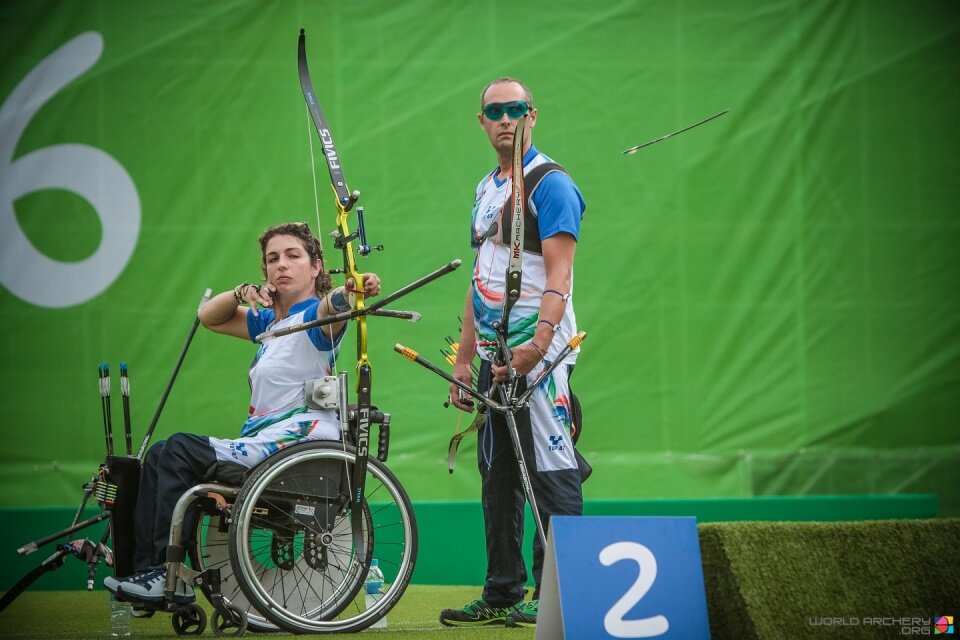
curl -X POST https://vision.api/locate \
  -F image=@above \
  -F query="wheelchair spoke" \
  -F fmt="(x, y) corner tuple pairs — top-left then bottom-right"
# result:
(190, 515), (276, 632)
(226, 441), (416, 633)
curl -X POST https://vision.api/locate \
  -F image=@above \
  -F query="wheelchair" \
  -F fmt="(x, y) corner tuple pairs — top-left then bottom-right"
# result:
(127, 410), (417, 636)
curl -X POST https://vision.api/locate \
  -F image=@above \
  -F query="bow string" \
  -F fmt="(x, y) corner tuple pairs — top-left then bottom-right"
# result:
(297, 27), (373, 561)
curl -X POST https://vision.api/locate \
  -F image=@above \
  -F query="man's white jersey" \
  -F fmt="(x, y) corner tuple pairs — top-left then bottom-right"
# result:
(470, 145), (585, 363)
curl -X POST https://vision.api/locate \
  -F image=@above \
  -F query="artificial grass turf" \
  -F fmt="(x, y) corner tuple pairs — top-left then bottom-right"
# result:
(4, 519), (955, 639)
(0, 585), (535, 639)
(700, 519), (960, 639)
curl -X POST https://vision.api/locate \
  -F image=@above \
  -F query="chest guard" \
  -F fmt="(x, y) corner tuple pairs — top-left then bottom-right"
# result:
(497, 162), (567, 256)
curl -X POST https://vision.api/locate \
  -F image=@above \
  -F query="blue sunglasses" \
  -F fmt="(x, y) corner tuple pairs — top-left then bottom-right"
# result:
(482, 100), (530, 120)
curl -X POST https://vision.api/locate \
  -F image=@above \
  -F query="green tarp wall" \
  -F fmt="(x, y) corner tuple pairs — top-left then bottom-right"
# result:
(2, 1), (958, 516)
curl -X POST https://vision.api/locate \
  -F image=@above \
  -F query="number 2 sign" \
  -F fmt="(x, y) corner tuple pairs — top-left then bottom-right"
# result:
(537, 516), (711, 639)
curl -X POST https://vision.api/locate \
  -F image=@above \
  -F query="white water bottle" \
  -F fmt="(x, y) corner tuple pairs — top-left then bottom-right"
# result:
(109, 593), (131, 637)
(363, 558), (387, 629)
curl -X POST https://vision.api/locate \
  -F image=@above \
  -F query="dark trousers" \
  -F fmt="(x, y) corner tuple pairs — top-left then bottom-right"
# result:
(477, 361), (583, 607)
(132, 433), (219, 572)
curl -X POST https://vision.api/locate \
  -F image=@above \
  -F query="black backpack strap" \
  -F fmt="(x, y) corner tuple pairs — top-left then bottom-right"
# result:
(570, 391), (583, 444)
(499, 162), (568, 255)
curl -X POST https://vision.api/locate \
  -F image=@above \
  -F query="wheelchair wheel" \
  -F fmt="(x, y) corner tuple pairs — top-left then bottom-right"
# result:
(211, 603), (248, 637)
(228, 440), (417, 633)
(190, 510), (277, 632)
(171, 603), (207, 636)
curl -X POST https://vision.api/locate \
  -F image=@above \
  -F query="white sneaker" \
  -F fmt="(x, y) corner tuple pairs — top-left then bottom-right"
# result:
(103, 575), (121, 594)
(117, 566), (195, 604)
(104, 571), (146, 597)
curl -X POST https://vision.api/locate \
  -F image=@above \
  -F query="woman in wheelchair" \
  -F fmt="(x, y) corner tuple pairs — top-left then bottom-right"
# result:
(104, 221), (381, 605)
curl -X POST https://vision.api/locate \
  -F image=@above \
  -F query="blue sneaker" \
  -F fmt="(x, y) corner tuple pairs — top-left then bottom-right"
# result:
(103, 575), (122, 594)
(117, 566), (195, 604)
(104, 571), (147, 599)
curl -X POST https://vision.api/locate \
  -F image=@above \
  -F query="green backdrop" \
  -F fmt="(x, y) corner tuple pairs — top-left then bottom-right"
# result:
(2, 0), (958, 515)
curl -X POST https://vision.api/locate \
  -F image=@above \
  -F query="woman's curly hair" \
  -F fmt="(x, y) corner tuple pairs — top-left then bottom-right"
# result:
(258, 222), (333, 297)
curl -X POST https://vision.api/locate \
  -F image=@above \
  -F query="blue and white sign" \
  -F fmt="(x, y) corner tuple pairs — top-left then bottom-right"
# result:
(537, 516), (710, 639)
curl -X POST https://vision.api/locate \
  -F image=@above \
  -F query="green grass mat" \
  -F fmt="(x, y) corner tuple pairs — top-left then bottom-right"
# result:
(0, 586), (534, 639)
(700, 519), (960, 639)
(3, 518), (956, 639)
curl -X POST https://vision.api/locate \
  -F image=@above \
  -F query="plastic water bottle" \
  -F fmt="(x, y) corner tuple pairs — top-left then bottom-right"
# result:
(363, 558), (387, 629)
(109, 593), (131, 637)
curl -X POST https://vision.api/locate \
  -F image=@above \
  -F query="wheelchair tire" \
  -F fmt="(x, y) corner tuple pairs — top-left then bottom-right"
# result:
(227, 440), (417, 634)
(171, 603), (206, 636)
(211, 603), (248, 637)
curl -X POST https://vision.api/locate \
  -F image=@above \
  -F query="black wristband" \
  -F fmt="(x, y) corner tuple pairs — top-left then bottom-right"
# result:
(543, 289), (571, 302)
(538, 319), (557, 332)
(233, 283), (251, 305)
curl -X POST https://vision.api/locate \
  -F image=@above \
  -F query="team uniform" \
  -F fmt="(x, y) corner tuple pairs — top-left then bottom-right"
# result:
(469, 145), (585, 606)
(208, 298), (343, 464)
(132, 298), (344, 571)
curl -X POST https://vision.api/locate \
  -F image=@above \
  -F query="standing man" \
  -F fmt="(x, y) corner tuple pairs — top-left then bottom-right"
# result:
(440, 77), (585, 629)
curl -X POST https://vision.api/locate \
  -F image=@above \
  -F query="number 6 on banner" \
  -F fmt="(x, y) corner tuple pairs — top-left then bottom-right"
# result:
(600, 541), (669, 638)
(0, 31), (140, 308)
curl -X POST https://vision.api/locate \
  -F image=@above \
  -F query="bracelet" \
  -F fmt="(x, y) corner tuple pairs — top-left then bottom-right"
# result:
(329, 287), (351, 313)
(543, 289), (570, 302)
(538, 319), (557, 332)
(529, 341), (547, 359)
(233, 283), (252, 305)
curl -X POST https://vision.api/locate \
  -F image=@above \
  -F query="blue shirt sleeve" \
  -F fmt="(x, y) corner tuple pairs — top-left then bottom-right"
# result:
(302, 298), (347, 351)
(247, 307), (275, 342)
(531, 171), (585, 241)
